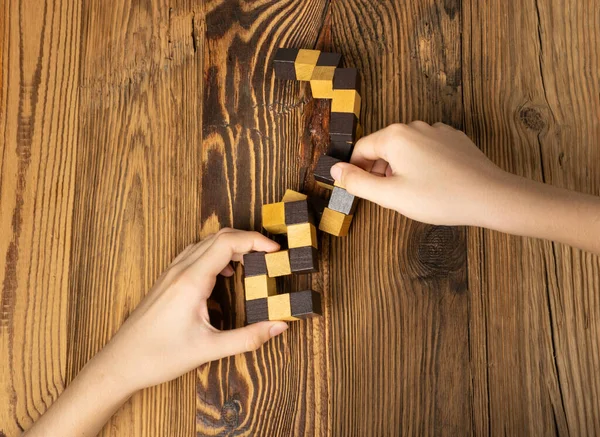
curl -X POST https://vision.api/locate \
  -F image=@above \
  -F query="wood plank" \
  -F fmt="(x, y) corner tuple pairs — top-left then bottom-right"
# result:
(0, 0), (81, 433)
(464, 0), (600, 434)
(329, 1), (469, 435)
(67, 0), (204, 435)
(197, 1), (331, 435)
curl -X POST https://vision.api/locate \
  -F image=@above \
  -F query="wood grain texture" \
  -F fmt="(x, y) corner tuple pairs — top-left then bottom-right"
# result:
(463, 1), (600, 435)
(329, 1), (469, 435)
(197, 1), (331, 435)
(0, 0), (80, 433)
(67, 0), (204, 435)
(1, 0), (599, 435)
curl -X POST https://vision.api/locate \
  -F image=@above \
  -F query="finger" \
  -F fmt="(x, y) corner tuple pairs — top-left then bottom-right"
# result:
(220, 264), (234, 277)
(191, 231), (280, 280)
(432, 122), (457, 132)
(350, 124), (406, 169)
(178, 228), (238, 270)
(371, 159), (389, 176)
(330, 162), (398, 207)
(204, 321), (288, 360)
(171, 243), (196, 265)
(408, 120), (432, 133)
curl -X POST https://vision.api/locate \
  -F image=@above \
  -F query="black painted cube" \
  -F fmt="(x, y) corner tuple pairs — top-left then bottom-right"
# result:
(289, 246), (319, 274)
(243, 252), (268, 277)
(273, 48), (299, 80)
(290, 290), (322, 319)
(284, 200), (312, 225)
(329, 141), (353, 162)
(330, 112), (358, 142)
(316, 52), (343, 67)
(314, 155), (341, 186)
(246, 298), (269, 324)
(333, 68), (361, 93)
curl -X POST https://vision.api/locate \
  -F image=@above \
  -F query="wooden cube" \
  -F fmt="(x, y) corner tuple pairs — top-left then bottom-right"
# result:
(333, 68), (361, 93)
(273, 48), (299, 80)
(308, 196), (328, 224)
(244, 275), (277, 301)
(287, 223), (318, 249)
(246, 298), (269, 324)
(294, 49), (320, 81)
(329, 141), (353, 162)
(328, 186), (358, 215)
(319, 207), (353, 237)
(316, 52), (342, 68)
(314, 155), (340, 187)
(267, 294), (299, 321)
(282, 189), (307, 202)
(265, 250), (291, 277)
(310, 66), (336, 99)
(243, 252), (268, 277)
(262, 202), (286, 234)
(290, 290), (322, 319)
(330, 112), (358, 143)
(331, 89), (361, 118)
(284, 200), (312, 225)
(289, 246), (319, 274)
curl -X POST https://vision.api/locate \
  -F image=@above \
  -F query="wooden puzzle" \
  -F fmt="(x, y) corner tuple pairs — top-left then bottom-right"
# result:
(243, 48), (363, 324)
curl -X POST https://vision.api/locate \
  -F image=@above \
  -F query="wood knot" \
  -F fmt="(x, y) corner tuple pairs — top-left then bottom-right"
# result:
(221, 399), (241, 426)
(519, 107), (546, 131)
(407, 225), (466, 280)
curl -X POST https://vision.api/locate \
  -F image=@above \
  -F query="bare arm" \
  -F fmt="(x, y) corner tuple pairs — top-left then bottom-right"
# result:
(331, 122), (600, 254)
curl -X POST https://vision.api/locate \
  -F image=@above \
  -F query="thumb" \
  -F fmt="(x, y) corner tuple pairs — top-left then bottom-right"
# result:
(209, 321), (288, 359)
(330, 162), (396, 207)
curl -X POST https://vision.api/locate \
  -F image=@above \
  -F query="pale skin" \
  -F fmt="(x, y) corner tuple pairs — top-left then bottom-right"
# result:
(26, 122), (600, 435)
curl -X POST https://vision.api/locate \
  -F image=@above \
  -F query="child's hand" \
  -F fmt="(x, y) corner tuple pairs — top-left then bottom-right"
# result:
(94, 229), (287, 392)
(330, 122), (509, 226)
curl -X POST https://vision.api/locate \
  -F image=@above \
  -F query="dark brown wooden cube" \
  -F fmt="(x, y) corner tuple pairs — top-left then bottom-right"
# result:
(308, 196), (328, 224)
(284, 200), (312, 225)
(329, 141), (354, 162)
(328, 186), (358, 215)
(246, 298), (269, 324)
(289, 246), (319, 274)
(330, 112), (358, 143)
(333, 68), (361, 93)
(273, 48), (299, 80)
(243, 251), (268, 277)
(290, 290), (322, 319)
(314, 155), (340, 186)
(316, 52), (342, 67)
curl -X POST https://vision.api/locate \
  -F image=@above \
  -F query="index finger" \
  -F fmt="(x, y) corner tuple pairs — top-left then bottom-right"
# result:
(350, 124), (404, 170)
(192, 231), (280, 279)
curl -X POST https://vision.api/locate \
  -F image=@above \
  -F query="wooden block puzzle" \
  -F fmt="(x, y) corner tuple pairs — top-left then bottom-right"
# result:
(242, 49), (365, 324)
(328, 186), (358, 215)
(319, 207), (353, 237)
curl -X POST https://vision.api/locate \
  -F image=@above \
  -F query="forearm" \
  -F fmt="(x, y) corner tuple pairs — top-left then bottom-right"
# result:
(481, 174), (600, 254)
(25, 351), (136, 437)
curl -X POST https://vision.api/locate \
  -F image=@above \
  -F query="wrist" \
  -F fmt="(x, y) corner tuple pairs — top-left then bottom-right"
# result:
(84, 347), (139, 400)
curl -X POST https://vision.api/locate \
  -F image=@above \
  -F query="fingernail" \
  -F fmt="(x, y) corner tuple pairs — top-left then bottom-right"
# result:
(269, 322), (288, 337)
(330, 164), (343, 181)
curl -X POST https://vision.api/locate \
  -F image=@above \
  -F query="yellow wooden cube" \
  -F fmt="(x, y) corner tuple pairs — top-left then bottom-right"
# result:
(267, 294), (299, 321)
(282, 189), (308, 202)
(331, 89), (361, 118)
(287, 223), (318, 249)
(294, 49), (320, 81)
(265, 250), (291, 277)
(244, 275), (277, 301)
(319, 208), (353, 237)
(310, 66), (336, 98)
(262, 202), (287, 234)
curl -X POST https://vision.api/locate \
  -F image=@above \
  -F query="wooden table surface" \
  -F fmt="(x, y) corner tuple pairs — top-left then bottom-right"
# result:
(1, 0), (599, 435)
